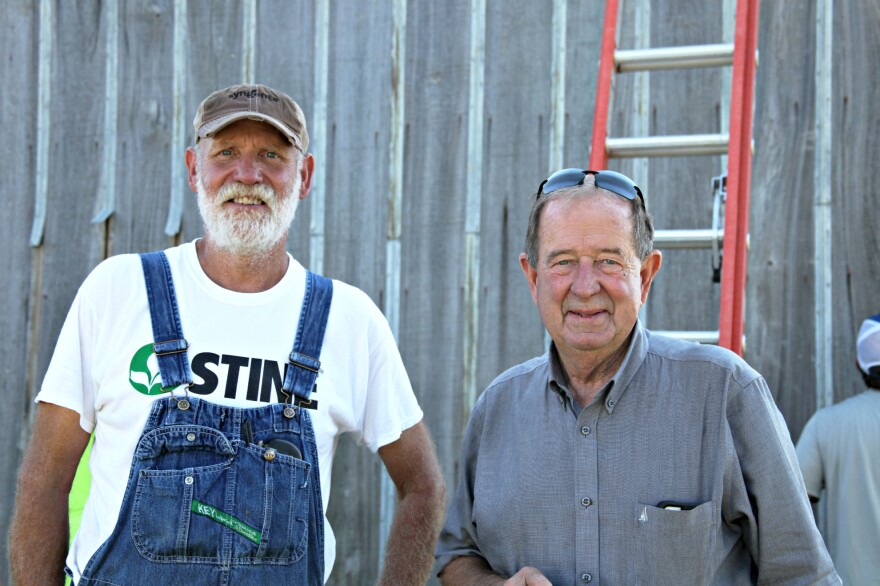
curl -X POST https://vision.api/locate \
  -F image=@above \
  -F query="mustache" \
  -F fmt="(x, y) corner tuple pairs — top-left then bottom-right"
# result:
(215, 182), (277, 204)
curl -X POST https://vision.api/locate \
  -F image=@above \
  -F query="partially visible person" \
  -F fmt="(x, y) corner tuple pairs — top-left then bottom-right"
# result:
(796, 312), (880, 586)
(436, 168), (839, 584)
(9, 83), (444, 585)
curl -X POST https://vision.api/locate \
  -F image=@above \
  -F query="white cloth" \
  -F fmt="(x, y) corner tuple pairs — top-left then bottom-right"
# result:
(37, 241), (423, 583)
(796, 391), (880, 586)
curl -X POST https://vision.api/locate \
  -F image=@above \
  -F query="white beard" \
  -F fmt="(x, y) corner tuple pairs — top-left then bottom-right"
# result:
(196, 167), (301, 259)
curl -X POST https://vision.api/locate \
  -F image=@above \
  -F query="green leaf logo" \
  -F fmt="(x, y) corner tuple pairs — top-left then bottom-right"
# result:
(129, 343), (164, 395)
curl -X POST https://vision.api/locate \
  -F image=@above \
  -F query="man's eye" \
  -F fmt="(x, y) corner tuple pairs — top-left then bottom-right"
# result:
(266, 152), (278, 159)
(219, 149), (233, 156)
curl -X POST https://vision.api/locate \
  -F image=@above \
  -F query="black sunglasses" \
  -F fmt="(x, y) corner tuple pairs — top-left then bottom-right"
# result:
(537, 169), (644, 205)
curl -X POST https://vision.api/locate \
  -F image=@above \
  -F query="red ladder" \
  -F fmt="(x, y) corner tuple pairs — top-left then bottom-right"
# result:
(589, 0), (760, 356)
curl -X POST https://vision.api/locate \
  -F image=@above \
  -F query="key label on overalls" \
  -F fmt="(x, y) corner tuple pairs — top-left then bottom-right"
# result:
(191, 500), (262, 545)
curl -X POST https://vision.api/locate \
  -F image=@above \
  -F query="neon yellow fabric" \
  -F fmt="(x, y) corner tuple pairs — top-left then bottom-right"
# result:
(67, 436), (93, 585)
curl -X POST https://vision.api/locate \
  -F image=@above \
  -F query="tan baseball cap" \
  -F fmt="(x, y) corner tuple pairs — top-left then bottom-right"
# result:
(193, 84), (308, 151)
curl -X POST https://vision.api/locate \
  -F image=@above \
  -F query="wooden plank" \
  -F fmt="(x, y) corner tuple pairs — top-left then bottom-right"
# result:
(0, 2), (39, 583)
(476, 0), (555, 391)
(829, 0), (880, 406)
(320, 1), (394, 583)
(320, 3), (392, 293)
(111, 0), (177, 255)
(395, 0), (473, 541)
(744, 0), (820, 439)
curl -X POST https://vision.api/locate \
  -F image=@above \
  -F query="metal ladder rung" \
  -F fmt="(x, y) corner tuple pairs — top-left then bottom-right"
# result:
(654, 330), (720, 345)
(606, 133), (728, 157)
(654, 229), (723, 249)
(615, 43), (734, 72)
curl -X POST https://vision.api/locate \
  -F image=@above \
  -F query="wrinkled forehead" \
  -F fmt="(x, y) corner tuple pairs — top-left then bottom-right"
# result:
(204, 119), (294, 147)
(540, 191), (635, 238)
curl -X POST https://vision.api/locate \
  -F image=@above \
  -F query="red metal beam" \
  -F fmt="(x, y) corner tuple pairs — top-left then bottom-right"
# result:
(589, 0), (619, 170)
(718, 0), (760, 355)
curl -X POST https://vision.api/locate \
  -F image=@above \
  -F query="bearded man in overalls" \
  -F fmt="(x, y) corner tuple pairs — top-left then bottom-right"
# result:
(10, 84), (445, 586)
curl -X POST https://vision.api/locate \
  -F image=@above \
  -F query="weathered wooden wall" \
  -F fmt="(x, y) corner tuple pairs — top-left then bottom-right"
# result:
(2, 1), (878, 584)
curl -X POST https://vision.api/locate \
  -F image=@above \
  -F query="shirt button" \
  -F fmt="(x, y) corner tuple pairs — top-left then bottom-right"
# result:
(582, 573), (592, 582)
(581, 497), (592, 507)
(606, 399), (615, 408)
(186, 432), (196, 441)
(581, 425), (591, 436)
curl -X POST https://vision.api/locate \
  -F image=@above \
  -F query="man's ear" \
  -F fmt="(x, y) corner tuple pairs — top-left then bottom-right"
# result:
(298, 153), (316, 200)
(639, 250), (662, 303)
(520, 253), (539, 305)
(185, 147), (199, 193)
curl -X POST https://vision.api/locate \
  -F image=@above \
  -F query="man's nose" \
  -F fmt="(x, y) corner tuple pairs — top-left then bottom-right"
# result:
(231, 155), (263, 184)
(570, 262), (601, 296)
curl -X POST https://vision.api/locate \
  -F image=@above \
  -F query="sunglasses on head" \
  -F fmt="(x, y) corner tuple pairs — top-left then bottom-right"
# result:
(537, 169), (644, 205)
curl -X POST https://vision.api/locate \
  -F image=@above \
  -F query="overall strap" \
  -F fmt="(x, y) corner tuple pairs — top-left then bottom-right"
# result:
(140, 251), (191, 389)
(282, 271), (333, 404)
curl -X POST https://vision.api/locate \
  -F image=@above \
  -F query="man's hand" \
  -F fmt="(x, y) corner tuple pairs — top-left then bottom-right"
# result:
(376, 420), (446, 585)
(504, 566), (553, 585)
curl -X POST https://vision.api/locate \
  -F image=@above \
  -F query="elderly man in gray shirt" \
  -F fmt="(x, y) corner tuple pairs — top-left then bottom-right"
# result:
(436, 169), (839, 585)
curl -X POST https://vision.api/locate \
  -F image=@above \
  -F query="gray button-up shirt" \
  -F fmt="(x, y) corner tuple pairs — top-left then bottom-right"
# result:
(436, 322), (839, 585)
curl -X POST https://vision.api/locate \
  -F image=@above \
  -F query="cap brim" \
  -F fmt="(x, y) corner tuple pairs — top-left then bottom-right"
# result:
(198, 112), (304, 151)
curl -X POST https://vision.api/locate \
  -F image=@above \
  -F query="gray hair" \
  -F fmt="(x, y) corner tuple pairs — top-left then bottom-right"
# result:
(524, 176), (655, 267)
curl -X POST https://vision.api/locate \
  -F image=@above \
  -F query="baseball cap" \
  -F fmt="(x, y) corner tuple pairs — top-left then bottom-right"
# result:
(193, 84), (308, 151)
(856, 313), (880, 374)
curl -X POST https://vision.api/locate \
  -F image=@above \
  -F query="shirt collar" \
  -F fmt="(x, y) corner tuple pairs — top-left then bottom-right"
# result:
(546, 320), (650, 414)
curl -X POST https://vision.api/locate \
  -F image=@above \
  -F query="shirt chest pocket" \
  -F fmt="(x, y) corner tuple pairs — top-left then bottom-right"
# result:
(634, 499), (717, 585)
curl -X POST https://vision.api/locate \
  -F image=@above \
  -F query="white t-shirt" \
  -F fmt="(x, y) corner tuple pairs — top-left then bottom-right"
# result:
(796, 390), (880, 586)
(37, 241), (423, 584)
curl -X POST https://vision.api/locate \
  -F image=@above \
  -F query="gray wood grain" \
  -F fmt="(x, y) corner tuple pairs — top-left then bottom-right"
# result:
(747, 0), (822, 440)
(112, 0), (177, 255)
(396, 0), (473, 549)
(1, 2), (38, 582)
(321, 2), (395, 583)
(829, 0), (880, 412)
(478, 0), (556, 391)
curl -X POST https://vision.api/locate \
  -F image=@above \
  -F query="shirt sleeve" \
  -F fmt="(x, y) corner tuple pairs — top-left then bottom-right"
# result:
(357, 301), (423, 453)
(795, 413), (825, 499)
(36, 279), (98, 433)
(726, 376), (839, 584)
(434, 394), (487, 576)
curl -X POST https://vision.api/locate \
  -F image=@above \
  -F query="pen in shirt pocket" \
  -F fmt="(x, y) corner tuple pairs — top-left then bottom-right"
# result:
(656, 501), (696, 511)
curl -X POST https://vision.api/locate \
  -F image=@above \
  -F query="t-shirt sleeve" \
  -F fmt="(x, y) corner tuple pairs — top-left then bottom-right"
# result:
(795, 413), (825, 498)
(36, 281), (98, 434)
(357, 307), (423, 453)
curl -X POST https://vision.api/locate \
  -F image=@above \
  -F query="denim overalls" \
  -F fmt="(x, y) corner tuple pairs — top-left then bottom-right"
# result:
(77, 251), (330, 585)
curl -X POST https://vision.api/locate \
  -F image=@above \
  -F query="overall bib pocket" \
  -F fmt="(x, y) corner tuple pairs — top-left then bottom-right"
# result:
(130, 425), (312, 565)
